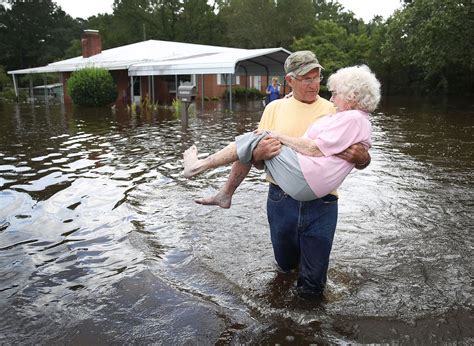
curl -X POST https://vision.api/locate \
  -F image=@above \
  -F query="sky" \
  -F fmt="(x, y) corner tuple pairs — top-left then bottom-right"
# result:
(54, 0), (403, 23)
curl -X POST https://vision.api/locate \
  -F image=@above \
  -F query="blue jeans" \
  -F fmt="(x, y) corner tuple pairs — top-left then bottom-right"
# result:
(267, 183), (338, 296)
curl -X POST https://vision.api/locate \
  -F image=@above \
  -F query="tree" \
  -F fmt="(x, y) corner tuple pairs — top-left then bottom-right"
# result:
(274, 0), (315, 49)
(151, 0), (182, 41)
(110, 0), (158, 45)
(380, 0), (473, 94)
(312, 0), (364, 35)
(291, 20), (370, 77)
(0, 66), (12, 91)
(0, 0), (82, 70)
(175, 0), (225, 45)
(219, 0), (277, 48)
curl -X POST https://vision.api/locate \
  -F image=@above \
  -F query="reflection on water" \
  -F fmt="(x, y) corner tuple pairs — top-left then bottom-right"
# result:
(0, 98), (473, 344)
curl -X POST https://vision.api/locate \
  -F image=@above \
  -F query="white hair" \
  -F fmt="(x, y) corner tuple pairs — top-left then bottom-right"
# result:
(327, 65), (381, 112)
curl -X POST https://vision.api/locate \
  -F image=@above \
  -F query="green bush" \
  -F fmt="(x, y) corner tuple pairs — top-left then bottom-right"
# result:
(67, 67), (117, 106)
(0, 66), (12, 91)
(224, 87), (265, 100)
(0, 88), (27, 102)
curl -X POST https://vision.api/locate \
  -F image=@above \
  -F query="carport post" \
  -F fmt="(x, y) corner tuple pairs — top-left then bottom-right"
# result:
(130, 76), (133, 104)
(151, 76), (155, 105)
(201, 74), (204, 109)
(147, 76), (151, 104)
(11, 74), (18, 100)
(175, 75), (178, 99)
(228, 73), (233, 111)
(29, 77), (34, 103)
(59, 74), (64, 104)
(43, 75), (48, 104)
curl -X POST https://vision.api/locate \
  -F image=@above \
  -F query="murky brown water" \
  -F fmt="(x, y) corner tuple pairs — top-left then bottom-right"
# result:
(0, 97), (473, 344)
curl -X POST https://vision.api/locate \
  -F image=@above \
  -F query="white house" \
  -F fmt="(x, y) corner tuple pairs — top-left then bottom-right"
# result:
(8, 30), (291, 105)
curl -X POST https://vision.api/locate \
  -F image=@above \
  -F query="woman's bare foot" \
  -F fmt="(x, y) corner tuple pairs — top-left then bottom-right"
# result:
(194, 190), (232, 209)
(183, 145), (204, 178)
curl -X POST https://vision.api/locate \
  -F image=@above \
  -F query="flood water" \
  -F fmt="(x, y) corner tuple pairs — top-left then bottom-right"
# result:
(0, 97), (472, 344)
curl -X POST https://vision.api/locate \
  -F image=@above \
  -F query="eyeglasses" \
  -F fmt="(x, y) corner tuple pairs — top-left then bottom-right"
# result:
(292, 75), (323, 84)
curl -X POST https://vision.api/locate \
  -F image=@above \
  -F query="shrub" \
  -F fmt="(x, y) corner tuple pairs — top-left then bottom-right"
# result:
(0, 66), (12, 91)
(0, 88), (27, 102)
(67, 67), (117, 106)
(224, 87), (265, 100)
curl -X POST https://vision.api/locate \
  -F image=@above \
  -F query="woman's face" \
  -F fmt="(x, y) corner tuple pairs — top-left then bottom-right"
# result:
(330, 89), (352, 111)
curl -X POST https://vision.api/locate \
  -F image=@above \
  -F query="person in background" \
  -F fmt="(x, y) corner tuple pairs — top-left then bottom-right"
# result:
(266, 77), (281, 105)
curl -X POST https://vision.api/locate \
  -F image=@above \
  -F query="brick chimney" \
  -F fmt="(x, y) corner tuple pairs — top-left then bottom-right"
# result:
(81, 30), (102, 58)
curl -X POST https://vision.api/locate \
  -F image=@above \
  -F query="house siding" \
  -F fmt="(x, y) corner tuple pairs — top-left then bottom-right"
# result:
(61, 70), (286, 105)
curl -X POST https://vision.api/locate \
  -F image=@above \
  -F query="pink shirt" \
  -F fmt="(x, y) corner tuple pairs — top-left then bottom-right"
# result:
(297, 110), (372, 198)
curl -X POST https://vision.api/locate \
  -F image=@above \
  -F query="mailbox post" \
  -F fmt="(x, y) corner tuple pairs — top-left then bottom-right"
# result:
(177, 82), (196, 127)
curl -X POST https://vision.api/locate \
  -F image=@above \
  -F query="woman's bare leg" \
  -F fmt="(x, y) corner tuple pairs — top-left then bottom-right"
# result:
(183, 143), (238, 178)
(195, 161), (251, 208)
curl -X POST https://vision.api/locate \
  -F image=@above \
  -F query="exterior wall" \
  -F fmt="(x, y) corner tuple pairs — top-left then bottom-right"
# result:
(61, 70), (288, 105)
(196, 74), (268, 99)
(111, 70), (130, 104)
(155, 77), (172, 104)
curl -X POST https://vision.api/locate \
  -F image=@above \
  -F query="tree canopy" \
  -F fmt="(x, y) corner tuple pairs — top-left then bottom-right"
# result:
(0, 0), (472, 96)
(0, 0), (82, 70)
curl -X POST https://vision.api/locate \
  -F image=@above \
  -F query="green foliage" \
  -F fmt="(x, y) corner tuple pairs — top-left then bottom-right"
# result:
(85, 0), (225, 48)
(291, 20), (370, 77)
(63, 39), (82, 59)
(218, 0), (278, 48)
(229, 87), (265, 99)
(218, 0), (314, 49)
(376, 0), (473, 95)
(0, 88), (27, 102)
(313, 0), (365, 35)
(67, 67), (117, 106)
(1, 0), (471, 97)
(175, 0), (225, 45)
(0, 66), (12, 91)
(0, 0), (83, 70)
(172, 98), (182, 114)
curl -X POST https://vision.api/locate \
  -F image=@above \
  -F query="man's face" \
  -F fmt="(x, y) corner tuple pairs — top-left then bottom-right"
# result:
(285, 68), (321, 104)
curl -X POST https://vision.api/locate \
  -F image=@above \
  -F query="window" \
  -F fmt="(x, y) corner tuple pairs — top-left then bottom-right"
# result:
(217, 74), (240, 85)
(252, 76), (262, 90)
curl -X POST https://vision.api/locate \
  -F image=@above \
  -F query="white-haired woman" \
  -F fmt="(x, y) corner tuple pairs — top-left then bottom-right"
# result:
(183, 65), (381, 208)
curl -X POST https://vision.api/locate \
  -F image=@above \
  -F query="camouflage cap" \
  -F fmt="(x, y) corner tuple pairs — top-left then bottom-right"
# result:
(284, 50), (324, 76)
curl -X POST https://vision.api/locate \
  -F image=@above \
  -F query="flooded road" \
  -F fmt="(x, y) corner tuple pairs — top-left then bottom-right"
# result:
(0, 98), (473, 344)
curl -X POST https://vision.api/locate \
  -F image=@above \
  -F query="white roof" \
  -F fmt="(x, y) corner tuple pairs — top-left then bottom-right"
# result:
(9, 40), (290, 76)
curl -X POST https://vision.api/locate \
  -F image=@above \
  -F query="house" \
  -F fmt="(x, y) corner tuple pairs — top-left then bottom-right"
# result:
(8, 30), (291, 106)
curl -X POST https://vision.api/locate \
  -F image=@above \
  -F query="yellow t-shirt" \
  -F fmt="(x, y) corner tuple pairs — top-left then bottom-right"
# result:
(258, 95), (337, 186)
(259, 96), (336, 135)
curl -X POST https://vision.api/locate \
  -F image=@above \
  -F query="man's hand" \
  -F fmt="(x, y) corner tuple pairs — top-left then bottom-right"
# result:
(336, 143), (371, 170)
(251, 135), (281, 169)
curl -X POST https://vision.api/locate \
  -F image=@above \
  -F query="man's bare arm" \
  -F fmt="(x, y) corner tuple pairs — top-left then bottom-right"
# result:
(336, 143), (371, 170)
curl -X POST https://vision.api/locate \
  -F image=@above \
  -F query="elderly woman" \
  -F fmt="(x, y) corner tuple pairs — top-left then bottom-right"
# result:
(183, 65), (381, 207)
